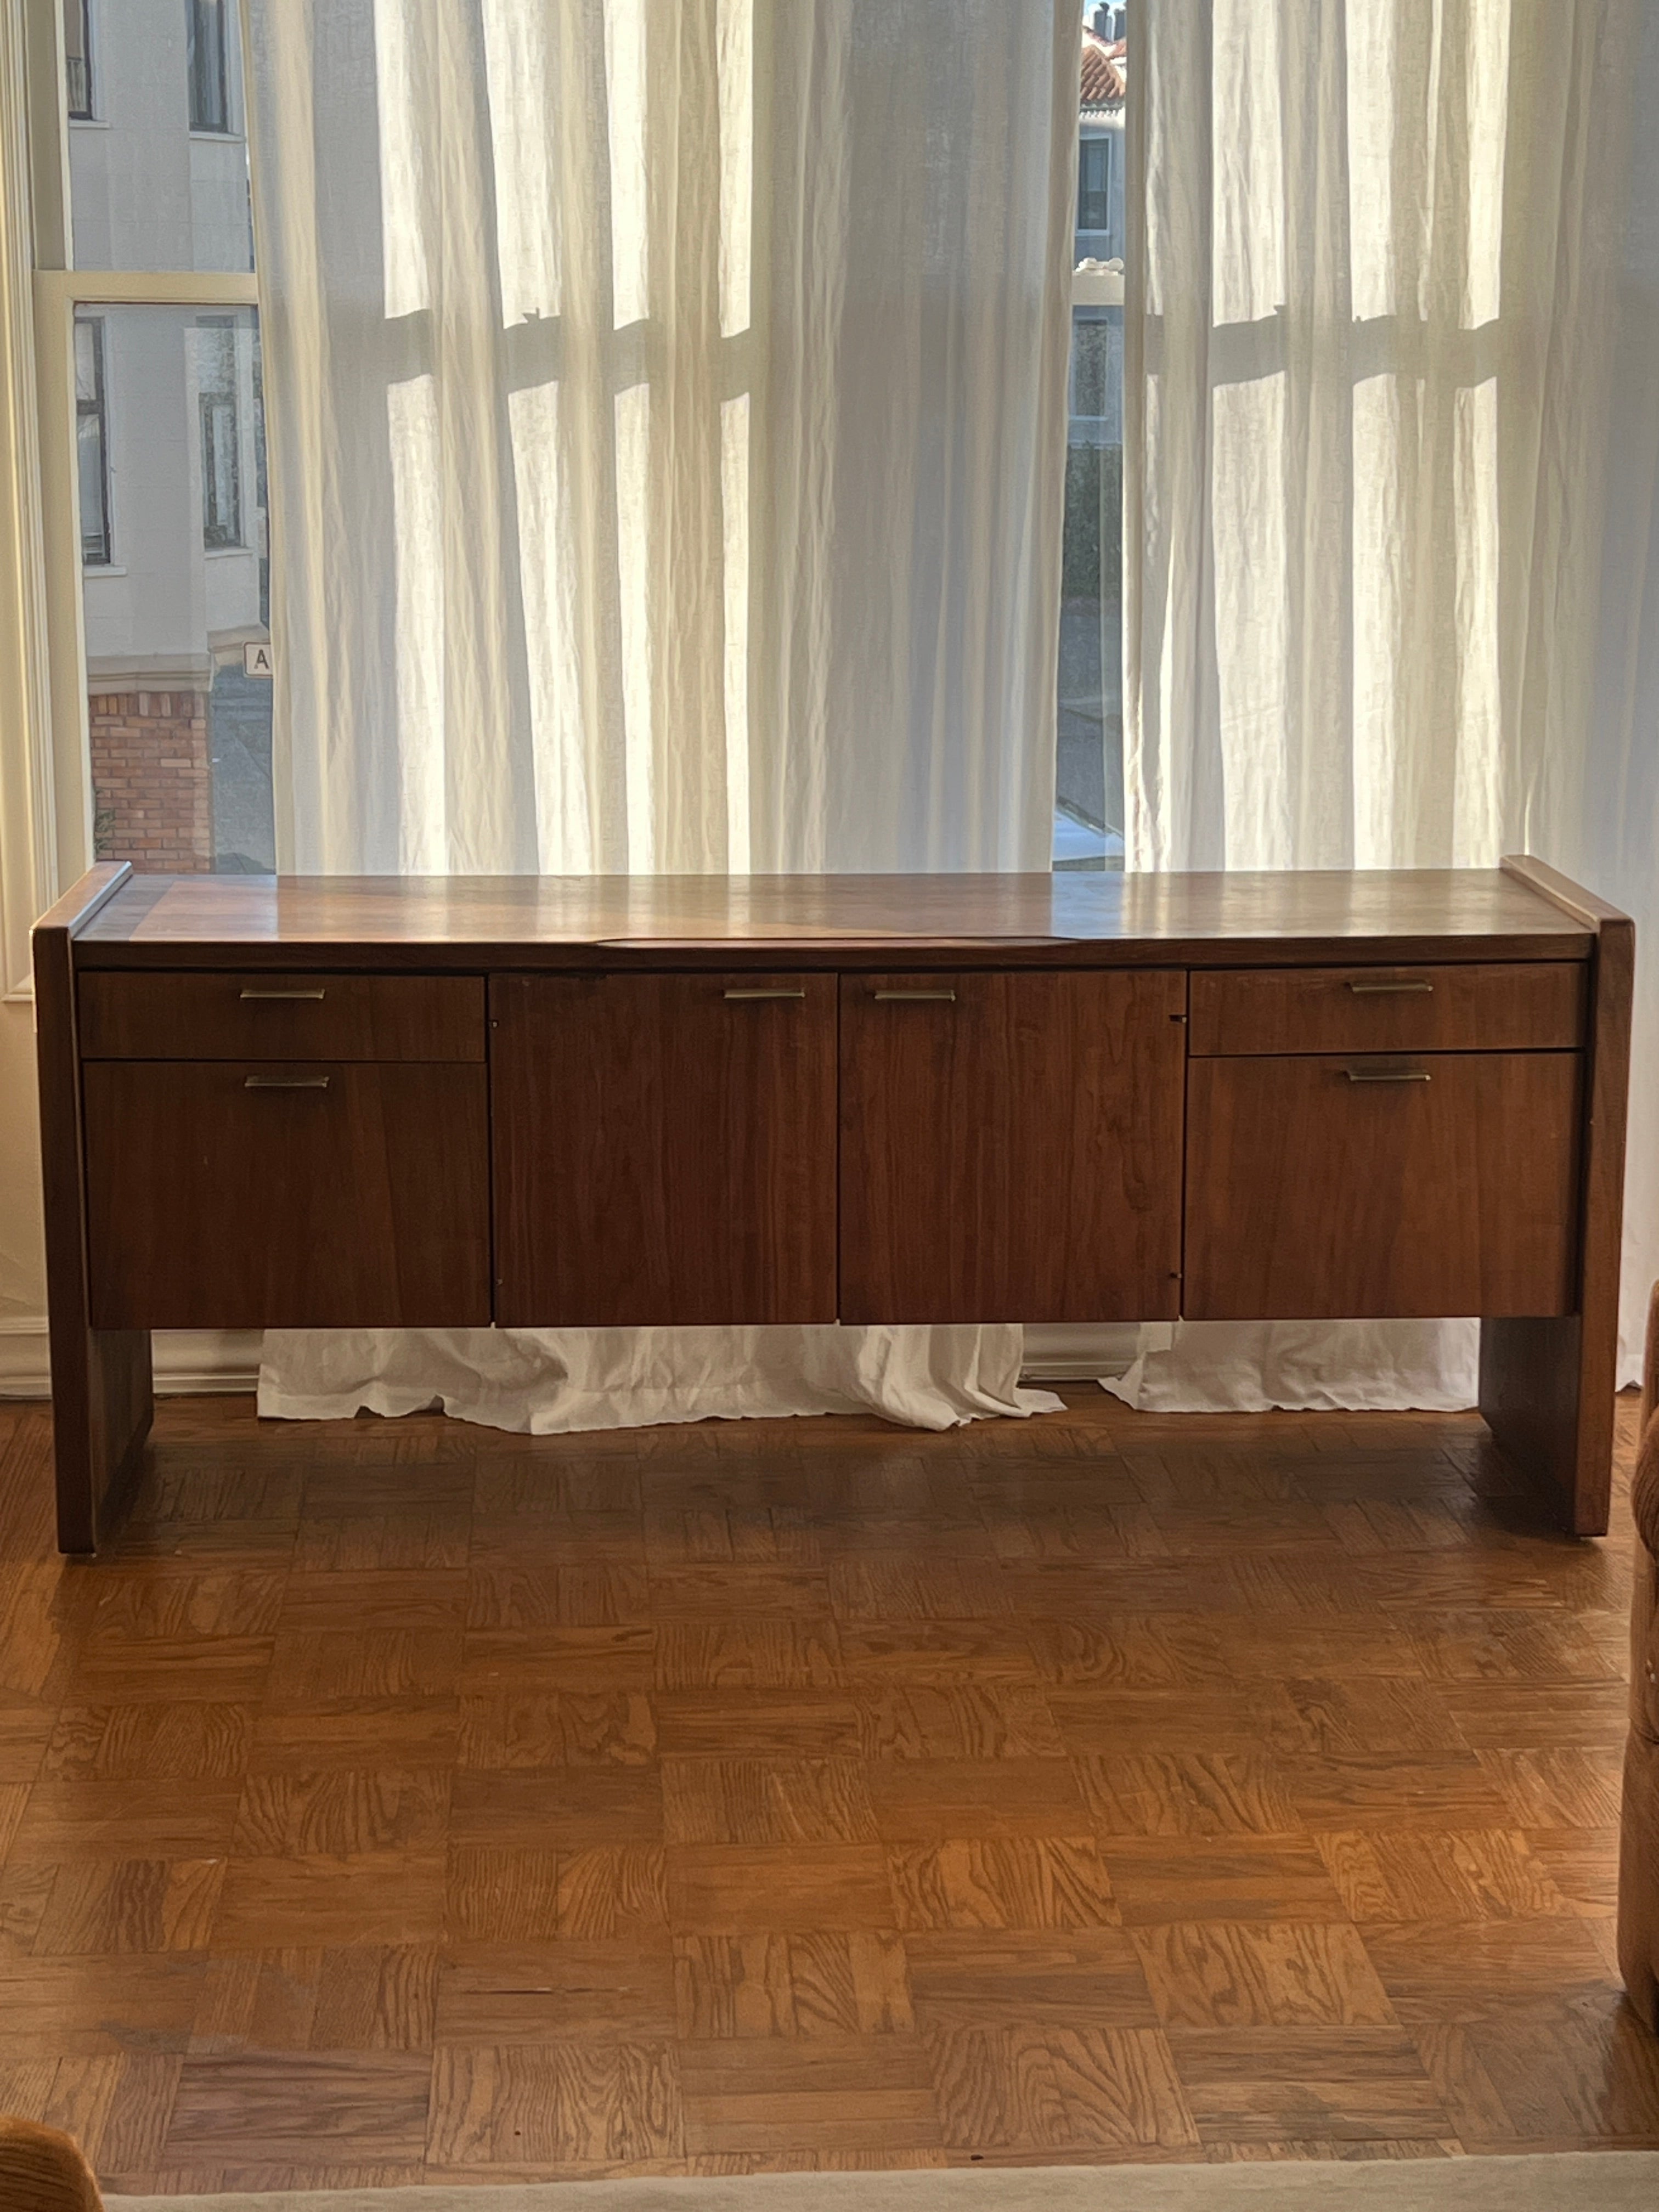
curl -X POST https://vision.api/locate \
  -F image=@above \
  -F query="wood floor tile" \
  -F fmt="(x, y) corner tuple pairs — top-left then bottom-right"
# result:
(1132, 1922), (1397, 2029)
(232, 1770), (449, 1855)
(427, 2041), (681, 2166)
(214, 1854), (445, 1948)
(29, 1858), (224, 1955)
(653, 1691), (861, 1758)
(247, 1699), (460, 1775)
(1359, 1917), (1616, 2022)
(668, 1846), (895, 1934)
(905, 1929), (1155, 2028)
(448, 1764), (663, 1847)
(827, 1559), (1010, 1623)
(457, 1690), (657, 1769)
(42, 1702), (251, 1781)
(653, 1622), (842, 1690)
(1168, 2027), (1452, 2145)
(9, 1779), (243, 1863)
(1075, 1753), (1299, 1838)
(887, 1838), (1119, 1932)
(0, 1956), (205, 2058)
(1313, 1830), (1568, 1923)
(674, 1932), (912, 2039)
(0, 1387), (1643, 2176)
(834, 1622), (1037, 1683)
(663, 1759), (877, 1846)
(1280, 1752), (1513, 1833)
(437, 1942), (677, 2043)
(67, 1639), (274, 1705)
(1101, 1837), (1347, 1926)
(1475, 1746), (1625, 1827)
(851, 1683), (1065, 1759)
(680, 2034), (935, 2154)
(163, 2050), (432, 2165)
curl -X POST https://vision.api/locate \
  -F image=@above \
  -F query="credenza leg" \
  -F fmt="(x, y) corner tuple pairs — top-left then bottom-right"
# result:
(1479, 1315), (1611, 1537)
(49, 1325), (153, 1555)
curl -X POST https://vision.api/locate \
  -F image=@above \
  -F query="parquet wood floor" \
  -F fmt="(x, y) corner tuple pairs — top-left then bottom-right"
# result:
(1, 1387), (1655, 2185)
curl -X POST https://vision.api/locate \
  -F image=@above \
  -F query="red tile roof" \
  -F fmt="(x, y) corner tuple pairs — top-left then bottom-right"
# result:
(1081, 30), (1126, 111)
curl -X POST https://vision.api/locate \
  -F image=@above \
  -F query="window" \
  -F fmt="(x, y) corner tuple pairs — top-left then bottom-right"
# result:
(188, 0), (230, 134)
(74, 317), (111, 567)
(197, 315), (241, 548)
(1078, 136), (1111, 234)
(63, 0), (92, 120)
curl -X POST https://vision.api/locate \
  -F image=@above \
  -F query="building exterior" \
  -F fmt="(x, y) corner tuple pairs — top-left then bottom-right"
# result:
(66, 0), (270, 871)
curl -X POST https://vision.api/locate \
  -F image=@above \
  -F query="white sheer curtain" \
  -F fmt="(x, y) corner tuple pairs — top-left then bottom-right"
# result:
(1116, 0), (1659, 1411)
(242, 1), (1076, 1433)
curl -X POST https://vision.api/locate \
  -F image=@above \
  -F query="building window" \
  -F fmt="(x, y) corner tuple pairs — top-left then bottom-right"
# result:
(74, 316), (111, 566)
(1078, 137), (1111, 235)
(188, 0), (230, 133)
(63, 0), (93, 121)
(197, 315), (242, 548)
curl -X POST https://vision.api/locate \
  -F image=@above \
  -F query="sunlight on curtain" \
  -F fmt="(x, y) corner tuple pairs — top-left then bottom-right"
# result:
(721, 390), (751, 872)
(717, 0), (752, 340)
(373, 0), (426, 320)
(605, 0), (649, 330)
(509, 379), (592, 872)
(1452, 377), (1502, 864)
(388, 373), (445, 871)
(614, 379), (654, 871)
(482, 0), (562, 326)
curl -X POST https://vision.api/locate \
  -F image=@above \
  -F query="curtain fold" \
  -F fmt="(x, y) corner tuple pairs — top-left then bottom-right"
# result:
(243, 1), (1076, 1435)
(1120, 0), (1657, 1410)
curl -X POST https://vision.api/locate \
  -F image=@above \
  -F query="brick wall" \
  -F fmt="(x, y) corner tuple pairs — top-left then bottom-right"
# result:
(88, 687), (214, 873)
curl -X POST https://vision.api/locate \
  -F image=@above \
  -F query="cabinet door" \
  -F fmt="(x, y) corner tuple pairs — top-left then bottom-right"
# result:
(1184, 1053), (1582, 1319)
(85, 1062), (490, 1328)
(492, 973), (838, 1325)
(838, 970), (1187, 1323)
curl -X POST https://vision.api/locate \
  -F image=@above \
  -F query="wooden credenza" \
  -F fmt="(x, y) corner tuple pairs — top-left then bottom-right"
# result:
(34, 858), (1632, 1551)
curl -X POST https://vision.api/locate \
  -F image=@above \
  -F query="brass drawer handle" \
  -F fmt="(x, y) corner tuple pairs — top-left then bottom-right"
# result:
(240, 987), (327, 1001)
(1344, 1066), (1431, 1084)
(1347, 978), (1433, 995)
(873, 989), (957, 1002)
(723, 989), (807, 1001)
(244, 1074), (331, 1090)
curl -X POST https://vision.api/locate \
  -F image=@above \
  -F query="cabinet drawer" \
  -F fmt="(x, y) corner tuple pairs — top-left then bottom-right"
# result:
(78, 972), (484, 1061)
(84, 1062), (490, 1328)
(1183, 1053), (1582, 1321)
(1189, 963), (1586, 1056)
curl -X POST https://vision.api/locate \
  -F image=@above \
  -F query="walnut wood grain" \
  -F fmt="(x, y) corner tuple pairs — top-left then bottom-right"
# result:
(1184, 1053), (1583, 1321)
(1479, 900), (1635, 1536)
(31, 861), (153, 1554)
(83, 1062), (491, 1328)
(838, 970), (1187, 1324)
(491, 973), (838, 1327)
(79, 973), (484, 1061)
(69, 868), (1594, 972)
(1188, 963), (1587, 1057)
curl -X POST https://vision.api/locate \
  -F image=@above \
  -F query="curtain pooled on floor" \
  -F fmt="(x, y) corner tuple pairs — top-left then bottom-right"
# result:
(1117, 0), (1658, 1411)
(242, 1), (1076, 1433)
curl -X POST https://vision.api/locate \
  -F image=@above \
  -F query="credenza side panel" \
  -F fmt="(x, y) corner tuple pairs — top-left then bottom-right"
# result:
(838, 968), (1187, 1325)
(491, 972), (839, 1327)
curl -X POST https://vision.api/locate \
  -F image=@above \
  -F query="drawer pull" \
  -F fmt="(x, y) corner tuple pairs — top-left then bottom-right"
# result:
(244, 1074), (331, 1090)
(723, 988), (807, 1001)
(240, 987), (327, 1001)
(1344, 1066), (1431, 1084)
(1347, 978), (1433, 995)
(873, 989), (957, 1003)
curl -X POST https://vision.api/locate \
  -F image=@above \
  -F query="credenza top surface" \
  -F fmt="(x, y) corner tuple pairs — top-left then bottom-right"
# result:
(57, 863), (1612, 971)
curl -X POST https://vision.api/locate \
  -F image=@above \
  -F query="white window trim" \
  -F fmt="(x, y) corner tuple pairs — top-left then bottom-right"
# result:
(5, 0), (257, 968)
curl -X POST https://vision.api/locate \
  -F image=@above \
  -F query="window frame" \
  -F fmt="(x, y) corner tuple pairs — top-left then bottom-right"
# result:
(61, 0), (92, 122)
(187, 0), (232, 137)
(21, 0), (258, 916)
(195, 309), (242, 548)
(72, 308), (110, 562)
